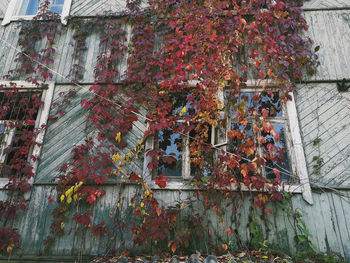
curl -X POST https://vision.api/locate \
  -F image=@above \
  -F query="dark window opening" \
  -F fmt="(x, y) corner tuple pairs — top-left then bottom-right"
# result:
(0, 90), (42, 177)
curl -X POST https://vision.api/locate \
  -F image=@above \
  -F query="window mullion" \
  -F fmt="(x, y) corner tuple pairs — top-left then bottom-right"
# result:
(142, 135), (154, 184)
(182, 133), (191, 180)
(0, 124), (15, 164)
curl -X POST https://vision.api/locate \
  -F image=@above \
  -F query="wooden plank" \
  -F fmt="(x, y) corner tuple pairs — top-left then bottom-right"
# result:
(83, 33), (98, 82)
(303, 0), (350, 9)
(0, 0), (10, 18)
(296, 85), (340, 123)
(302, 11), (350, 81)
(331, 192), (350, 260)
(320, 192), (345, 255)
(35, 129), (95, 183)
(1, 24), (20, 76)
(301, 104), (349, 144)
(55, 27), (74, 83)
(71, 0), (126, 16)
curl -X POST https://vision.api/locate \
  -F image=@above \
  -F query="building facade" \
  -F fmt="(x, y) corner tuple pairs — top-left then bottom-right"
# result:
(0, 0), (349, 261)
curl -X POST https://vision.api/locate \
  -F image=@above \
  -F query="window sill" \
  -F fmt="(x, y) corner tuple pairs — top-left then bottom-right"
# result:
(2, 0), (72, 26)
(5, 15), (68, 25)
(148, 180), (303, 193)
(11, 15), (36, 21)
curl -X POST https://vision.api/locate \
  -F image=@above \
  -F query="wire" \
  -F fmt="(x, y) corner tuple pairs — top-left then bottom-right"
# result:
(0, 36), (295, 178)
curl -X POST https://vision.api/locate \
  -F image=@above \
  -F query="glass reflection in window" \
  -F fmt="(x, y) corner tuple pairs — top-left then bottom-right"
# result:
(158, 130), (182, 177)
(262, 123), (291, 180)
(18, 0), (40, 16)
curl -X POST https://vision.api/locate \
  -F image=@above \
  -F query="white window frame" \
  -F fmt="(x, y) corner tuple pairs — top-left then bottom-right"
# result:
(142, 80), (313, 205)
(224, 80), (313, 204)
(143, 124), (216, 183)
(1, 0), (72, 26)
(0, 81), (54, 189)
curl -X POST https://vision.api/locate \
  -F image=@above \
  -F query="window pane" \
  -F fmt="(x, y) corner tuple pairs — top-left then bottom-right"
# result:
(18, 0), (40, 16)
(226, 90), (282, 118)
(50, 0), (64, 14)
(0, 91), (42, 177)
(226, 91), (255, 118)
(171, 92), (196, 117)
(0, 124), (7, 155)
(258, 91), (282, 117)
(262, 123), (292, 180)
(0, 91), (41, 121)
(158, 130), (182, 177)
(190, 124), (213, 177)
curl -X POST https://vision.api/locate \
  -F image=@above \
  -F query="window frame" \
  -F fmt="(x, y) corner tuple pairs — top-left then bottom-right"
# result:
(1, 0), (72, 26)
(223, 80), (313, 204)
(142, 80), (313, 205)
(0, 81), (54, 189)
(145, 123), (216, 182)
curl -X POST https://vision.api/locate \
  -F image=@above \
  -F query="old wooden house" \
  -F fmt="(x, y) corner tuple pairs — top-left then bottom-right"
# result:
(0, 0), (349, 261)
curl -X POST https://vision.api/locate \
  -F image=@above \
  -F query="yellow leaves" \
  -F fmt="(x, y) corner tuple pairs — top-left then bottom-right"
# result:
(246, 147), (255, 157)
(179, 106), (187, 116)
(180, 202), (185, 210)
(74, 181), (83, 192)
(112, 137), (145, 174)
(6, 244), (14, 254)
(144, 189), (150, 197)
(61, 181), (83, 204)
(126, 152), (132, 162)
(115, 132), (121, 143)
(112, 153), (121, 163)
(65, 187), (73, 198)
(60, 222), (65, 229)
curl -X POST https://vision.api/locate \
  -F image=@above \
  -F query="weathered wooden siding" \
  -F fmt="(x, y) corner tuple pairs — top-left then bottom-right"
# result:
(70, 0), (127, 16)
(0, 23), (130, 83)
(35, 84), (146, 184)
(303, 10), (350, 81)
(1, 0), (350, 20)
(295, 83), (350, 187)
(0, 1), (349, 262)
(303, 0), (350, 9)
(0, 0), (10, 18)
(3, 184), (348, 261)
(0, 11), (349, 83)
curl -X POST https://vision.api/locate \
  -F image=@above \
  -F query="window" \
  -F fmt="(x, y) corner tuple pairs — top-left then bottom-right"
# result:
(223, 80), (312, 204)
(142, 80), (312, 204)
(2, 0), (72, 26)
(226, 89), (292, 180)
(153, 123), (214, 180)
(0, 81), (54, 188)
(142, 89), (215, 185)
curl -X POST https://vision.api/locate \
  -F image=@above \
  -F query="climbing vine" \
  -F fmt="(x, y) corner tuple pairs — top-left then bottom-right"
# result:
(0, 0), (319, 256)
